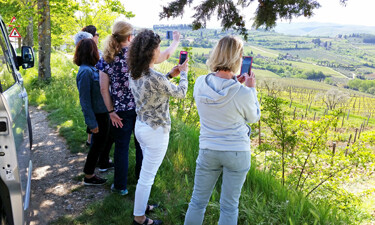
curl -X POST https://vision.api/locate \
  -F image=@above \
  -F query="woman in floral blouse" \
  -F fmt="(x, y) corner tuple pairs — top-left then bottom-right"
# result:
(128, 29), (189, 225)
(99, 21), (182, 197)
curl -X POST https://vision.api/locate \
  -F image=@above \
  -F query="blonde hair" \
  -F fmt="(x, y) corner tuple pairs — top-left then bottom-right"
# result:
(103, 21), (133, 63)
(206, 36), (243, 73)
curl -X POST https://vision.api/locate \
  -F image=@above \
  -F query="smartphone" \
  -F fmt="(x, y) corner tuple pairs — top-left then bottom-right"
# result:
(179, 51), (188, 64)
(166, 31), (173, 40)
(240, 56), (253, 75)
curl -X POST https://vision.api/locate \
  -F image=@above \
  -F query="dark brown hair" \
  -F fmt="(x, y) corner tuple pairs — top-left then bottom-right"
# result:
(82, 25), (97, 37)
(73, 39), (99, 66)
(127, 29), (161, 80)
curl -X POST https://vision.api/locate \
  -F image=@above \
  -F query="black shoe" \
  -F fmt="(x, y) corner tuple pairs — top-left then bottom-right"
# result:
(133, 218), (162, 225)
(145, 204), (159, 214)
(99, 162), (115, 172)
(83, 175), (107, 186)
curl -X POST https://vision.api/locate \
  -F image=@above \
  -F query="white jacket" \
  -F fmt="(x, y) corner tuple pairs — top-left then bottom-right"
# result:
(194, 73), (260, 151)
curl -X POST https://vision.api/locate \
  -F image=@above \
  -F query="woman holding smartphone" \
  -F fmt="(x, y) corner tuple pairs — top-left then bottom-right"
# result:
(184, 36), (260, 225)
(128, 29), (189, 225)
(99, 22), (182, 196)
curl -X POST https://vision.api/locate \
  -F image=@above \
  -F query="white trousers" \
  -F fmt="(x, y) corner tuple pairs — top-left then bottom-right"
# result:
(133, 120), (169, 216)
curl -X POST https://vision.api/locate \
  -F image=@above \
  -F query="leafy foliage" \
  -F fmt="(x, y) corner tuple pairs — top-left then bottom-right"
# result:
(159, 0), (334, 39)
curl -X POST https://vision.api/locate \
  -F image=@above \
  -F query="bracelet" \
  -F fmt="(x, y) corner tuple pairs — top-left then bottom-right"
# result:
(167, 72), (172, 79)
(108, 109), (115, 113)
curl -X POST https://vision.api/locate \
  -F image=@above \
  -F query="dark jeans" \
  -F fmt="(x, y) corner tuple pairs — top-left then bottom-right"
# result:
(83, 113), (112, 175)
(113, 109), (143, 190)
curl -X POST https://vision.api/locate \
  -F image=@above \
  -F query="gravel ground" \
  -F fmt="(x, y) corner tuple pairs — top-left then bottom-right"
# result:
(27, 106), (110, 225)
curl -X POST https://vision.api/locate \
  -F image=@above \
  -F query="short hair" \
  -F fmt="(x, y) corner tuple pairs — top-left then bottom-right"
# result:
(74, 31), (93, 46)
(82, 25), (97, 37)
(206, 36), (243, 73)
(73, 39), (99, 66)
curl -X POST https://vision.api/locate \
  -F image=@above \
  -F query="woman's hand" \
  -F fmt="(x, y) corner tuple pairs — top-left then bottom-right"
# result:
(173, 31), (180, 42)
(244, 71), (256, 88)
(237, 74), (246, 84)
(169, 66), (180, 78)
(109, 112), (123, 128)
(90, 127), (99, 134)
(178, 57), (189, 73)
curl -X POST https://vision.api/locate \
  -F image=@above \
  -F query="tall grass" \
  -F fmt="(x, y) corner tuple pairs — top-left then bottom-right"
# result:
(22, 52), (88, 153)
(24, 52), (355, 224)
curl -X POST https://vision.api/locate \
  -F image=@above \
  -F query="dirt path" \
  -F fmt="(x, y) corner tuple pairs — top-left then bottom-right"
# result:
(27, 106), (110, 225)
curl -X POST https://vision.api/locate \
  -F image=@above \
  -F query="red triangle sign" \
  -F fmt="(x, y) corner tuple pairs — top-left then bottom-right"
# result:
(9, 27), (21, 38)
(10, 17), (16, 23)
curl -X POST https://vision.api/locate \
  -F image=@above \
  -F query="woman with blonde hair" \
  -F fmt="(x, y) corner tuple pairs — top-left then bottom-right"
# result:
(99, 22), (181, 197)
(184, 36), (261, 225)
(99, 21), (141, 195)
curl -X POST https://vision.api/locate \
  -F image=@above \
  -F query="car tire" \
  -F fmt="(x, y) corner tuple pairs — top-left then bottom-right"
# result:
(0, 199), (7, 225)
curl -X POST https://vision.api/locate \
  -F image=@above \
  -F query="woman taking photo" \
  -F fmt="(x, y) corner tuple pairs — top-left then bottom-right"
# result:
(128, 29), (189, 225)
(74, 38), (110, 186)
(184, 36), (261, 225)
(99, 22), (181, 196)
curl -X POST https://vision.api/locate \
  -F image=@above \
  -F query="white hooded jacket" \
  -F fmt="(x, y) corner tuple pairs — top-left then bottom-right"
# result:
(193, 73), (261, 151)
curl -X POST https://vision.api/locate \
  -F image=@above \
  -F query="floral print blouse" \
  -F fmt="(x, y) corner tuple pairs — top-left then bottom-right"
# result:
(129, 68), (188, 131)
(99, 47), (136, 112)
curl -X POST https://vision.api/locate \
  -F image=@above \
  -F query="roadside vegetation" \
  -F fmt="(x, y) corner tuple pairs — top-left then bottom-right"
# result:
(21, 26), (375, 224)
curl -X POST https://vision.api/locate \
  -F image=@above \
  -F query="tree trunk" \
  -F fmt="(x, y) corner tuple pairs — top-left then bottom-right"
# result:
(38, 0), (51, 80)
(23, 16), (34, 47)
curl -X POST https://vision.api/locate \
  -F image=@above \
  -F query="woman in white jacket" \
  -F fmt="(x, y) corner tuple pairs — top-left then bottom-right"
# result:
(184, 36), (261, 225)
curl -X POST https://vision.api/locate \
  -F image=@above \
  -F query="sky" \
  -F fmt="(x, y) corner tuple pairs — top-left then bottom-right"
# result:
(121, 0), (375, 29)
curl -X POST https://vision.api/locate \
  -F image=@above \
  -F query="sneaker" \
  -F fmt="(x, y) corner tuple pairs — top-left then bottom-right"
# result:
(99, 162), (115, 172)
(83, 175), (107, 186)
(111, 184), (128, 196)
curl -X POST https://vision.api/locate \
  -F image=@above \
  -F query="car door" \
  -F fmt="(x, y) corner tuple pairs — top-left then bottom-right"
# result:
(0, 16), (31, 225)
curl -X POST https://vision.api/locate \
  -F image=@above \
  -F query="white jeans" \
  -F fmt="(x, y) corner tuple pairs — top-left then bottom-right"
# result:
(133, 120), (170, 216)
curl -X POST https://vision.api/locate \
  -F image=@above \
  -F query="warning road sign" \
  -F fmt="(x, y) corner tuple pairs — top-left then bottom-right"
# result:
(10, 17), (16, 23)
(9, 27), (21, 38)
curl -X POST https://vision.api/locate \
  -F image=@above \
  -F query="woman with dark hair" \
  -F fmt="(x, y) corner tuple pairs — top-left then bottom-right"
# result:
(82, 25), (99, 46)
(128, 29), (189, 225)
(99, 22), (181, 197)
(74, 38), (110, 185)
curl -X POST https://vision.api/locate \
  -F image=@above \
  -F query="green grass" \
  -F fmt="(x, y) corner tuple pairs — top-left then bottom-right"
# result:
(24, 52), (363, 224)
(22, 52), (88, 153)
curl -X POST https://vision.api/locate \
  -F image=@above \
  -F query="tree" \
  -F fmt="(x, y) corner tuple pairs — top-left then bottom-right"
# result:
(315, 89), (350, 110)
(38, 0), (51, 80)
(160, 0), (349, 39)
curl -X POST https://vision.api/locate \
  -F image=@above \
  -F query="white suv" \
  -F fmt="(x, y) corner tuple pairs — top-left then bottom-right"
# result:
(0, 14), (34, 225)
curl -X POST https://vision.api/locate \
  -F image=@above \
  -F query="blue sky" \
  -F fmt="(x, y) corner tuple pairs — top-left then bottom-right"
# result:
(121, 0), (375, 28)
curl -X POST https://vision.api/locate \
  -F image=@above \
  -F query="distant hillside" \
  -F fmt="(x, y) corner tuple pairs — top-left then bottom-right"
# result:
(274, 22), (375, 37)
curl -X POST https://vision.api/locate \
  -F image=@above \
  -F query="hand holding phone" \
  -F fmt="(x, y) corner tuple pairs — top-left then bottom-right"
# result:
(166, 31), (173, 40)
(244, 71), (256, 88)
(179, 51), (188, 64)
(240, 56), (253, 75)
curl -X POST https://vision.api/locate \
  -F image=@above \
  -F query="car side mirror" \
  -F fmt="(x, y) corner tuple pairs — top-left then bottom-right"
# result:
(21, 46), (34, 69)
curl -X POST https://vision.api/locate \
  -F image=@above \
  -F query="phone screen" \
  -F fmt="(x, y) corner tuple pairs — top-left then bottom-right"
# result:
(166, 31), (173, 40)
(179, 51), (187, 64)
(240, 56), (253, 75)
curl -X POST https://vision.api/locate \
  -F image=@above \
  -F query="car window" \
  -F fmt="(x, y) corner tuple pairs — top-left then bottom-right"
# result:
(0, 27), (16, 92)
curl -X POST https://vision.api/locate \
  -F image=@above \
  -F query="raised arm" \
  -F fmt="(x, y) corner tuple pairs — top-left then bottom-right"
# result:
(155, 31), (180, 64)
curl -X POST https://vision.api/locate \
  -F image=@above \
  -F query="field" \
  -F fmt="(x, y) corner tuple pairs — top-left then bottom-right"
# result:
(22, 27), (375, 224)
